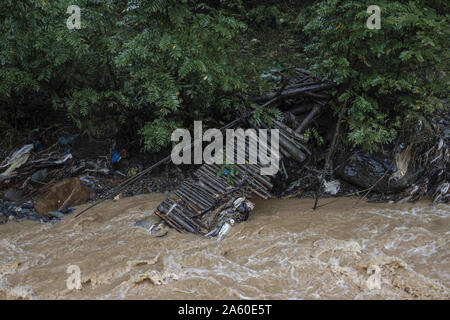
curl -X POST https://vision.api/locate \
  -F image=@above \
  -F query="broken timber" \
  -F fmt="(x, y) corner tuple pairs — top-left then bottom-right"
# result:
(76, 69), (333, 230)
(155, 120), (312, 235)
(156, 69), (333, 235)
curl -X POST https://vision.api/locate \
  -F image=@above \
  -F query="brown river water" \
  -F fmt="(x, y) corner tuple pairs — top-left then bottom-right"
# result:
(0, 194), (448, 299)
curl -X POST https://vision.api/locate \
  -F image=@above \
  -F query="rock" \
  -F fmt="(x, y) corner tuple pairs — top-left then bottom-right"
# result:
(0, 199), (45, 223)
(47, 211), (65, 219)
(21, 209), (32, 215)
(4, 188), (22, 202)
(30, 169), (49, 182)
(133, 213), (168, 236)
(336, 152), (424, 193)
(34, 178), (91, 216)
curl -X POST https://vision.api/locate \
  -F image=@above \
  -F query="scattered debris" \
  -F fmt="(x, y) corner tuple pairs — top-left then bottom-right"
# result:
(47, 211), (65, 219)
(323, 179), (341, 195)
(30, 168), (49, 183)
(111, 149), (122, 164)
(133, 214), (169, 237)
(58, 134), (79, 146)
(4, 188), (22, 202)
(0, 199), (47, 224)
(1, 67), (446, 231)
(154, 119), (309, 236)
(217, 219), (234, 241)
(0, 144), (34, 178)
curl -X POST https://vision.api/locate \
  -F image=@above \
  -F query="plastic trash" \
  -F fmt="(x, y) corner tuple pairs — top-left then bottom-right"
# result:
(58, 134), (79, 145)
(0, 144), (34, 176)
(111, 149), (122, 163)
(220, 169), (230, 177)
(323, 179), (341, 195)
(217, 219), (234, 241)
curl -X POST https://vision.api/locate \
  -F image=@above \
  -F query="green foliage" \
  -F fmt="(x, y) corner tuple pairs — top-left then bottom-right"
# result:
(139, 118), (182, 152)
(304, 128), (324, 146)
(251, 104), (282, 128)
(1, 0), (129, 142)
(0, 0), (272, 151)
(115, 0), (250, 151)
(2, 1), (447, 155)
(302, 0), (449, 152)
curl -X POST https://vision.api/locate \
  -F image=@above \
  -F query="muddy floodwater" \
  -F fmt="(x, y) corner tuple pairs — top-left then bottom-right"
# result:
(0, 194), (448, 299)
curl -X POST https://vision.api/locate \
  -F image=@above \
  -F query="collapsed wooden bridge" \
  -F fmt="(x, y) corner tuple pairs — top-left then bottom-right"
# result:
(154, 69), (334, 235)
(154, 122), (306, 235)
(76, 68), (333, 234)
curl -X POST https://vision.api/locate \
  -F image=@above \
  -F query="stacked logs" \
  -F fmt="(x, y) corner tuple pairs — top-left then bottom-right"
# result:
(154, 69), (333, 235)
(154, 124), (308, 235)
(255, 68), (334, 134)
(255, 68), (332, 106)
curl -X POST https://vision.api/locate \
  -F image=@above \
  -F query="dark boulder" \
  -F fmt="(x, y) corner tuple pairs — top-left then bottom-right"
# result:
(336, 152), (423, 193)
(4, 188), (22, 202)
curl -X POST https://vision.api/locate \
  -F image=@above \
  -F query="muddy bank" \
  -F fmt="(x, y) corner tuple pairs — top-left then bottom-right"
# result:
(0, 195), (448, 299)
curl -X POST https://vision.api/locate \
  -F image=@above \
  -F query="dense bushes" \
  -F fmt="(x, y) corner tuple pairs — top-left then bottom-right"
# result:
(301, 0), (449, 152)
(1, 0), (128, 145)
(0, 0), (448, 154)
(116, 1), (250, 151)
(1, 1), (283, 151)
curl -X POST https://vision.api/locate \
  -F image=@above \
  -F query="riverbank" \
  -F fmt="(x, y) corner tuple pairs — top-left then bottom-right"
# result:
(0, 195), (448, 299)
